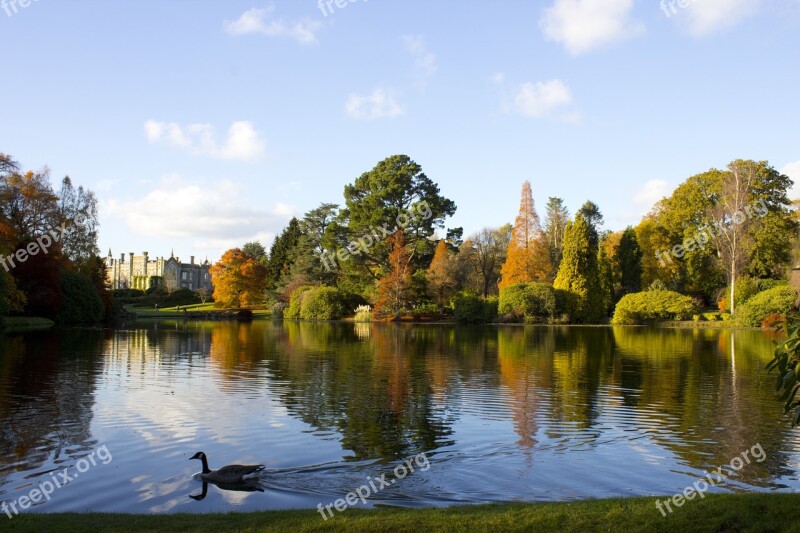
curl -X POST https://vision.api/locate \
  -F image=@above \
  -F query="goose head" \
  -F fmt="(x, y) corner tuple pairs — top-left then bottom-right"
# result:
(190, 451), (211, 473)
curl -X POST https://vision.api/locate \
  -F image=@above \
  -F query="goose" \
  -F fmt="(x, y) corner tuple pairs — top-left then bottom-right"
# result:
(190, 452), (266, 484)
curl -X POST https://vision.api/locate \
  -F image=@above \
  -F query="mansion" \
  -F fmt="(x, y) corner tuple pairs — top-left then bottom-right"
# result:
(105, 250), (213, 292)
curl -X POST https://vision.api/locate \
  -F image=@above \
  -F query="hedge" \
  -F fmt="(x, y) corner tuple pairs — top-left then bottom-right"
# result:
(286, 286), (353, 320)
(736, 286), (797, 327)
(453, 293), (498, 324)
(612, 290), (697, 325)
(498, 283), (556, 321)
(56, 271), (105, 325)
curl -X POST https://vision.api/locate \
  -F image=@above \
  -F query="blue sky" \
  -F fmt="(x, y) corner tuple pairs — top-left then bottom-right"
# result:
(2, 0), (799, 261)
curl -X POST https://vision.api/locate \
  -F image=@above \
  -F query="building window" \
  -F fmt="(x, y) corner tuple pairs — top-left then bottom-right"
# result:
(182, 272), (188, 280)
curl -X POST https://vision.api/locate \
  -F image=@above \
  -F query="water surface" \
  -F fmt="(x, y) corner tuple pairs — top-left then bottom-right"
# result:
(0, 322), (797, 514)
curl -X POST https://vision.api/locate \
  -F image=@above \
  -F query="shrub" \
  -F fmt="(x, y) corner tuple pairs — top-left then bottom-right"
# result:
(736, 286), (797, 327)
(285, 286), (312, 319)
(483, 297), (499, 323)
(611, 290), (698, 325)
(412, 303), (440, 317)
(693, 314), (701, 322)
(271, 302), (287, 319)
(703, 312), (720, 322)
(452, 293), (497, 324)
(498, 283), (555, 321)
(299, 287), (348, 320)
(56, 271), (105, 325)
(720, 313), (732, 321)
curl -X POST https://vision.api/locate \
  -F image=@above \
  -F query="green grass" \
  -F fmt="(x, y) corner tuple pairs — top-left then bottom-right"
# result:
(2, 317), (55, 330)
(5, 494), (799, 532)
(127, 305), (271, 319)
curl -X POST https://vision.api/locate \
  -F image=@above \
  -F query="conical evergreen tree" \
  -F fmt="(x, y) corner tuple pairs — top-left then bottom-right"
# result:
(553, 213), (605, 323)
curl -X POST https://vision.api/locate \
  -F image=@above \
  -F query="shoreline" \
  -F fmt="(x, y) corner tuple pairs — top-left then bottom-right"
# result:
(5, 494), (797, 532)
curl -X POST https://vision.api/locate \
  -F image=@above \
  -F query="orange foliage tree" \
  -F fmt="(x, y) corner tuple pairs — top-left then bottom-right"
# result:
(499, 181), (552, 289)
(426, 239), (453, 311)
(210, 248), (268, 309)
(375, 230), (413, 317)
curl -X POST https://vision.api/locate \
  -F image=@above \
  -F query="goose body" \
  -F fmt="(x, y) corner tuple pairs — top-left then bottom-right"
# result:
(190, 452), (265, 484)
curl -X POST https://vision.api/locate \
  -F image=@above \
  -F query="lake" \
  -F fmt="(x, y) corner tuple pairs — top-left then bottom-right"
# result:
(1, 321), (798, 515)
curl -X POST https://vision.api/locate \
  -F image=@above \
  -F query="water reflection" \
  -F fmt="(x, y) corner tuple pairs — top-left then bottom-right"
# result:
(0, 322), (798, 514)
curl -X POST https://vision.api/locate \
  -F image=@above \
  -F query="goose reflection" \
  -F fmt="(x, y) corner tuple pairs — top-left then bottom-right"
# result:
(189, 479), (265, 501)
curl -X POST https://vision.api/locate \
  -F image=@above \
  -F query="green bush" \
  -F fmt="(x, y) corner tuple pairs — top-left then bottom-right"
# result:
(56, 271), (104, 325)
(693, 314), (702, 322)
(285, 286), (312, 319)
(498, 283), (555, 321)
(611, 290), (698, 325)
(703, 312), (720, 322)
(413, 303), (440, 317)
(483, 297), (499, 323)
(453, 293), (497, 324)
(721, 313), (732, 321)
(288, 286), (348, 320)
(736, 286), (797, 327)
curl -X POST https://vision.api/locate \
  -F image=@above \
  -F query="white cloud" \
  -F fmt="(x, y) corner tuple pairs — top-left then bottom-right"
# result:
(490, 72), (506, 85)
(514, 80), (573, 118)
(682, 0), (761, 36)
(634, 179), (673, 210)
(781, 160), (800, 200)
(105, 176), (293, 255)
(403, 35), (437, 88)
(345, 89), (404, 120)
(540, 0), (644, 54)
(144, 120), (266, 162)
(224, 6), (322, 45)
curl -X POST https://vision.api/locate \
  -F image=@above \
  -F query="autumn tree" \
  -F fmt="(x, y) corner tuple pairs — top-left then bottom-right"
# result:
(210, 248), (268, 309)
(553, 213), (605, 323)
(375, 230), (413, 317)
(499, 181), (551, 288)
(426, 240), (453, 311)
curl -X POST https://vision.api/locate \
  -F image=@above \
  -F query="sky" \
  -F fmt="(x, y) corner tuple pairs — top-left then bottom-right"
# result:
(1, 0), (799, 262)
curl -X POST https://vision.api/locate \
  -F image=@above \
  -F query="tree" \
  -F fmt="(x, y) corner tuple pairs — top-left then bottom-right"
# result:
(375, 230), (413, 316)
(340, 155), (456, 276)
(426, 240), (453, 311)
(709, 160), (757, 316)
(544, 197), (570, 276)
(266, 218), (302, 292)
(242, 241), (268, 264)
(615, 227), (642, 296)
(463, 225), (511, 297)
(499, 181), (551, 288)
(553, 213), (605, 323)
(210, 248), (268, 309)
(196, 288), (212, 304)
(578, 200), (603, 249)
(57, 176), (99, 269)
(597, 244), (615, 315)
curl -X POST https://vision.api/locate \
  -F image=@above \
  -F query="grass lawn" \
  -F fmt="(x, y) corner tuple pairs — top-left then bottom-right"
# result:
(128, 304), (271, 319)
(2, 317), (55, 330)
(5, 494), (799, 532)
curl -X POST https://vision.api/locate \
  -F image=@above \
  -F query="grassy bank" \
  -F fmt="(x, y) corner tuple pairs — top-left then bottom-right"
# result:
(127, 305), (271, 319)
(2, 317), (55, 331)
(5, 494), (798, 532)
